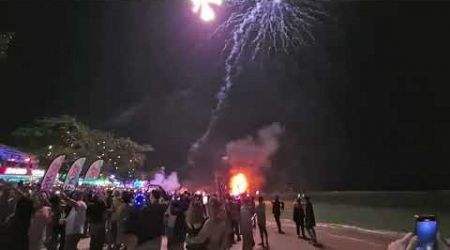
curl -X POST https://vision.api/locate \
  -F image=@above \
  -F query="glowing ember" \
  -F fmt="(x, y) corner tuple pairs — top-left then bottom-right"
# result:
(191, 0), (223, 22)
(230, 172), (248, 196)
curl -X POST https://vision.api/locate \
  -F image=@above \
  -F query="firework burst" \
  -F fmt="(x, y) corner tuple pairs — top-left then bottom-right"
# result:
(189, 0), (325, 162)
(192, 0), (223, 22)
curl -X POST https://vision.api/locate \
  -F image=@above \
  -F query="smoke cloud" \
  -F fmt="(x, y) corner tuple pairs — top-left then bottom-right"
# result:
(110, 105), (139, 126)
(226, 123), (284, 168)
(149, 171), (181, 192)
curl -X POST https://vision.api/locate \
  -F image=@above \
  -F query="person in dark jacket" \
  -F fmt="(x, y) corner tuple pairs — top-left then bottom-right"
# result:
(122, 198), (143, 249)
(255, 196), (268, 248)
(304, 196), (318, 244)
(293, 198), (306, 239)
(137, 189), (168, 250)
(87, 193), (107, 250)
(0, 186), (16, 223)
(166, 200), (188, 250)
(229, 198), (241, 242)
(46, 195), (65, 250)
(122, 189), (168, 250)
(3, 194), (34, 250)
(271, 195), (285, 234)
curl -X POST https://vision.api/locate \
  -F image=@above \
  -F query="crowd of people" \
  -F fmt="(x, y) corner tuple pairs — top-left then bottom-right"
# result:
(2, 180), (449, 250)
(0, 180), (322, 250)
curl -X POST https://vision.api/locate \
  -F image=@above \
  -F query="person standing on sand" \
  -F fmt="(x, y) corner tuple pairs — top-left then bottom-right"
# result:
(293, 198), (307, 239)
(256, 196), (268, 248)
(304, 196), (318, 245)
(271, 195), (285, 234)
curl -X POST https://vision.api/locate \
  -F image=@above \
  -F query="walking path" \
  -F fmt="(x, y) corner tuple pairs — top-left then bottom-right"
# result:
(76, 218), (400, 250)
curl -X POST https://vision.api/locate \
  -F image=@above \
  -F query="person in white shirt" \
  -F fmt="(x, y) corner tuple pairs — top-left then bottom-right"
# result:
(61, 191), (87, 250)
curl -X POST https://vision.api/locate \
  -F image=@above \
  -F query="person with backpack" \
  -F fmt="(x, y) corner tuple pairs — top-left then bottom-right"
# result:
(186, 197), (207, 250)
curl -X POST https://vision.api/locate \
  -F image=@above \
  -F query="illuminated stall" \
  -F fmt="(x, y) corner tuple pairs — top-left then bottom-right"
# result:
(0, 144), (44, 183)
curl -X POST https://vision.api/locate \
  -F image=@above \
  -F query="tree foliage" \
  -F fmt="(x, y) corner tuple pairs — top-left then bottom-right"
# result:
(12, 116), (153, 178)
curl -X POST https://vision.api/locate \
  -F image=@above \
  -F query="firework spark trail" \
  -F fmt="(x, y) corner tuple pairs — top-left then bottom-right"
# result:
(189, 0), (324, 161)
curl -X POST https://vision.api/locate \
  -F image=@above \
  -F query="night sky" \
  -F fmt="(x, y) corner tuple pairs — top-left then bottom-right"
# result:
(1, 1), (450, 191)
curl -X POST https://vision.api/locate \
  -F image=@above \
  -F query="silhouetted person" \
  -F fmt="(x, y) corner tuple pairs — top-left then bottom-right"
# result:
(304, 196), (318, 244)
(29, 193), (52, 250)
(0, 186), (15, 223)
(116, 191), (133, 249)
(137, 189), (167, 249)
(87, 194), (107, 250)
(46, 195), (65, 250)
(256, 196), (268, 248)
(166, 200), (188, 250)
(293, 198), (306, 239)
(240, 197), (255, 250)
(271, 195), (284, 234)
(230, 198), (241, 242)
(3, 194), (33, 250)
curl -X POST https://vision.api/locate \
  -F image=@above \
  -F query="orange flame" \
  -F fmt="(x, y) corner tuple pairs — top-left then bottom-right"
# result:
(229, 172), (248, 196)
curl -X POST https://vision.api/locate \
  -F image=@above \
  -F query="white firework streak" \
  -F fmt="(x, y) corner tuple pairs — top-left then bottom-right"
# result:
(189, 0), (325, 160)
